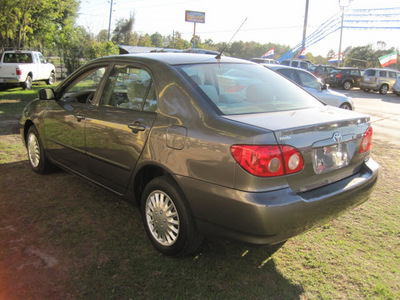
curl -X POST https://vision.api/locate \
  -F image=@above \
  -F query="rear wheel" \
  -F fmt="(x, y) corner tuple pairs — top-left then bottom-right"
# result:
(141, 176), (202, 257)
(343, 81), (352, 90)
(23, 75), (32, 90)
(26, 126), (53, 173)
(379, 84), (388, 94)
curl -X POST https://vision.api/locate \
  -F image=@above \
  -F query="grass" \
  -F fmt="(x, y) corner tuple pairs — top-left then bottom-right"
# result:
(0, 82), (58, 119)
(0, 93), (399, 299)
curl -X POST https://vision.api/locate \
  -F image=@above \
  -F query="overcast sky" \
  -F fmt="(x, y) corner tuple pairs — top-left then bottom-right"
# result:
(77, 0), (400, 57)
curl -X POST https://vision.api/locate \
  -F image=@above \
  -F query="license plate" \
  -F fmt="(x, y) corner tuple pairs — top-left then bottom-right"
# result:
(313, 143), (350, 174)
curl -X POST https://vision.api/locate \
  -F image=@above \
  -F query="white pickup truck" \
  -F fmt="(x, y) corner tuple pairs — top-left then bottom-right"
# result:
(0, 50), (56, 89)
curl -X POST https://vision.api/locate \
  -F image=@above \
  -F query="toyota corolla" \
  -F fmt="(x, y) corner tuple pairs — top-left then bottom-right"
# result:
(20, 53), (379, 256)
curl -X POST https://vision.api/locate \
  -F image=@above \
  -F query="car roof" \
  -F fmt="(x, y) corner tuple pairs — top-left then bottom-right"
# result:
(93, 53), (251, 66)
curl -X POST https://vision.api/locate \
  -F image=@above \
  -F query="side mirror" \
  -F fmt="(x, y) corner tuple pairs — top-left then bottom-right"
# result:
(39, 88), (55, 100)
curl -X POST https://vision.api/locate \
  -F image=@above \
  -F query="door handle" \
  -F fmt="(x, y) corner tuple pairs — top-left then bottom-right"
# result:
(74, 114), (86, 122)
(128, 122), (146, 133)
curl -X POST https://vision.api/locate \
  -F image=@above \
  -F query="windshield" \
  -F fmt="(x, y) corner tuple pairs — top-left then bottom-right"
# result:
(176, 63), (322, 115)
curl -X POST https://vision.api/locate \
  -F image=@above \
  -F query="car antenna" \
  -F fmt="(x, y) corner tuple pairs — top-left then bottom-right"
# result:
(215, 18), (247, 60)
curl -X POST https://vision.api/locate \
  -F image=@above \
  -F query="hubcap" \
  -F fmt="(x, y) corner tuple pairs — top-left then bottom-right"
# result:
(28, 133), (40, 168)
(145, 190), (180, 246)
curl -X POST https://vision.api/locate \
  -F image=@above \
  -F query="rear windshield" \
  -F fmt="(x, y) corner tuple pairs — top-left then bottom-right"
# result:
(175, 63), (322, 115)
(3, 53), (33, 63)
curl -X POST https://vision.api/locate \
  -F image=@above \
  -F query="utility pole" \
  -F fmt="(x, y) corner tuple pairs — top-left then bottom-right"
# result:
(108, 0), (114, 41)
(302, 0), (309, 52)
(338, 0), (351, 67)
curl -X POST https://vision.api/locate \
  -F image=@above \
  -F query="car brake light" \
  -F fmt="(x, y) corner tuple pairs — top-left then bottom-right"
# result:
(16, 67), (22, 76)
(230, 145), (304, 177)
(360, 127), (373, 153)
(336, 73), (342, 79)
(314, 71), (319, 76)
(374, 77), (377, 83)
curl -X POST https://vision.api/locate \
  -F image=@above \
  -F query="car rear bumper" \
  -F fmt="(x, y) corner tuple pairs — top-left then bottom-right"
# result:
(0, 77), (21, 84)
(178, 158), (379, 245)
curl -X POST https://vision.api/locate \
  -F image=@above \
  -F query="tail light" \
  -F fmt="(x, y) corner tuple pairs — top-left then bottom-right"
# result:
(336, 73), (342, 79)
(16, 67), (22, 76)
(374, 77), (377, 83)
(360, 127), (373, 153)
(230, 145), (304, 177)
(314, 71), (319, 76)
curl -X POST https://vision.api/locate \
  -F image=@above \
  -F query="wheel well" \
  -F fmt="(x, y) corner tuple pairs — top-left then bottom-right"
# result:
(27, 72), (33, 78)
(133, 165), (170, 205)
(23, 120), (35, 142)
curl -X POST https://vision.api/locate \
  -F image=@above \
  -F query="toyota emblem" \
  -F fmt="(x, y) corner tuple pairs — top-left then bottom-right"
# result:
(332, 132), (343, 143)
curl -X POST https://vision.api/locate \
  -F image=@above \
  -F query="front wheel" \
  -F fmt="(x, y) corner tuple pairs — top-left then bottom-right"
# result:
(26, 126), (53, 173)
(379, 84), (388, 94)
(141, 176), (202, 257)
(340, 102), (352, 110)
(46, 72), (56, 85)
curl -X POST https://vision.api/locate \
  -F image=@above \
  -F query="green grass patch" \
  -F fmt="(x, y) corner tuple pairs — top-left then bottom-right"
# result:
(0, 82), (59, 119)
(0, 122), (399, 299)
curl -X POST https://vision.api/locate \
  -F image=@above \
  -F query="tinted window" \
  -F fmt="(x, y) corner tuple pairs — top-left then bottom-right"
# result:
(364, 69), (376, 76)
(276, 68), (299, 83)
(291, 61), (299, 67)
(61, 66), (107, 104)
(281, 60), (290, 66)
(297, 71), (321, 89)
(389, 72), (397, 79)
(3, 53), (33, 63)
(100, 66), (156, 111)
(177, 63), (322, 115)
(379, 71), (387, 77)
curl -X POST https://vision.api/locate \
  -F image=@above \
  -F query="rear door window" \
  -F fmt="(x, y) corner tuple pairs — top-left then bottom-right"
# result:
(364, 69), (376, 76)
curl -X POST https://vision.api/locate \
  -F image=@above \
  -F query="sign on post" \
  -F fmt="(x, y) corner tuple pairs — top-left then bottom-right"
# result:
(185, 10), (205, 48)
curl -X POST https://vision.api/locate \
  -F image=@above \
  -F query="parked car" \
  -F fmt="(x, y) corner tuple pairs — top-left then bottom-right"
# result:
(20, 53), (378, 256)
(267, 65), (354, 110)
(280, 59), (312, 70)
(325, 67), (363, 90)
(250, 58), (279, 64)
(392, 76), (400, 96)
(0, 50), (56, 90)
(360, 68), (400, 94)
(308, 64), (334, 82)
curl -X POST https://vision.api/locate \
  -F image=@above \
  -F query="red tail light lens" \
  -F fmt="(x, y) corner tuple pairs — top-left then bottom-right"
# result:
(360, 126), (373, 153)
(230, 145), (304, 177)
(16, 67), (22, 76)
(336, 73), (342, 79)
(314, 71), (319, 76)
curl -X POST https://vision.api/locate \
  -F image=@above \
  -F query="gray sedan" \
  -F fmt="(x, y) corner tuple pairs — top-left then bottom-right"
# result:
(266, 64), (354, 110)
(20, 53), (378, 256)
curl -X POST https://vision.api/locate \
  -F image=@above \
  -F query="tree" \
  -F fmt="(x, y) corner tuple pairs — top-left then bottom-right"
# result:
(150, 32), (165, 47)
(112, 12), (135, 45)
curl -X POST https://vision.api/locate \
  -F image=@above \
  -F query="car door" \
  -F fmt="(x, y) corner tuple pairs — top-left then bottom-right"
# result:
(84, 64), (158, 194)
(44, 65), (109, 175)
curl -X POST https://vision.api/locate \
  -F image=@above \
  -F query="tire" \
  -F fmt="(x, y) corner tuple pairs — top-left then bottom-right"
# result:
(26, 126), (53, 173)
(379, 84), (388, 95)
(141, 176), (202, 257)
(23, 75), (32, 90)
(46, 72), (56, 85)
(340, 102), (352, 110)
(343, 81), (352, 90)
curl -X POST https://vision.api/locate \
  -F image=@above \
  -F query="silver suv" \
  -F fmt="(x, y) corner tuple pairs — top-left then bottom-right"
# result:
(360, 68), (400, 94)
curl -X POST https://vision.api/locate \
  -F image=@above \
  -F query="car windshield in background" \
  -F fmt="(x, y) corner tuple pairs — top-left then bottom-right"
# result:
(176, 63), (321, 115)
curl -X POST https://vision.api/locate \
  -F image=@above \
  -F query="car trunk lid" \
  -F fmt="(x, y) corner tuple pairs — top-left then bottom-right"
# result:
(224, 106), (371, 193)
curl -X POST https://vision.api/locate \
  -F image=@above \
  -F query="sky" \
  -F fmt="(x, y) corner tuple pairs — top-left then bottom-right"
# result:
(77, 0), (400, 57)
